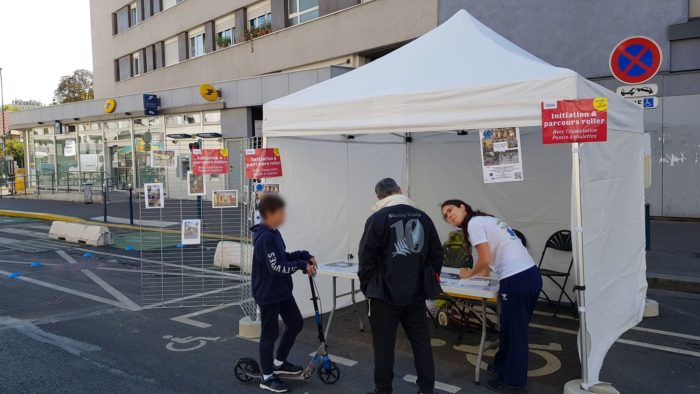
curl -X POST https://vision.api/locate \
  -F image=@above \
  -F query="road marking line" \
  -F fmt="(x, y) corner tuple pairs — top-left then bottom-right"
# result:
(171, 301), (241, 328)
(142, 285), (244, 309)
(615, 339), (700, 358)
(529, 322), (700, 358)
(307, 352), (357, 367)
(0, 268), (133, 310)
(95, 266), (230, 280)
(74, 248), (244, 279)
(403, 374), (460, 393)
(630, 326), (700, 342)
(57, 250), (141, 311)
(534, 310), (700, 341)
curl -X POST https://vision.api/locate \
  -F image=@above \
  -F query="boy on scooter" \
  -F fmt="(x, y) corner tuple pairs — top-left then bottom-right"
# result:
(251, 194), (317, 393)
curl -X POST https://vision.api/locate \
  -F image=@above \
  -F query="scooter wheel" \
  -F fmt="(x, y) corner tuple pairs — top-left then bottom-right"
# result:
(234, 357), (260, 382)
(318, 361), (340, 384)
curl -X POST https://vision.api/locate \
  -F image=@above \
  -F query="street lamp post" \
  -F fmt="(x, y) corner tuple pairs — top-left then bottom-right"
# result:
(0, 67), (5, 186)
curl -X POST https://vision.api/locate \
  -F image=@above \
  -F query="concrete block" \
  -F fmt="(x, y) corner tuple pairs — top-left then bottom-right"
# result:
(213, 241), (252, 273)
(239, 316), (261, 339)
(564, 380), (620, 394)
(644, 299), (659, 318)
(49, 221), (113, 246)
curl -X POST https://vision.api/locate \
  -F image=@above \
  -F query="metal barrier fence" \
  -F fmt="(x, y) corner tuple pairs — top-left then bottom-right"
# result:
(138, 137), (255, 312)
(0, 171), (119, 198)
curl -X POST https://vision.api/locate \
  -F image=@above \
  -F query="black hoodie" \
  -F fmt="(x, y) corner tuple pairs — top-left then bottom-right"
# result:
(358, 203), (443, 306)
(251, 223), (312, 306)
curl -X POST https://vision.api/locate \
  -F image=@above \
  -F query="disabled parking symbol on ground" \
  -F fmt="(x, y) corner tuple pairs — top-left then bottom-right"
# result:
(163, 335), (221, 352)
(454, 341), (562, 377)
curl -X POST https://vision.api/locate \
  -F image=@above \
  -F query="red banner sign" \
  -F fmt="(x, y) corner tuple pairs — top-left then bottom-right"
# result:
(541, 98), (608, 144)
(191, 149), (229, 174)
(245, 148), (283, 179)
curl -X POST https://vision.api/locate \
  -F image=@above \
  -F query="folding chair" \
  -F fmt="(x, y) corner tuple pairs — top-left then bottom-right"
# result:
(538, 230), (576, 317)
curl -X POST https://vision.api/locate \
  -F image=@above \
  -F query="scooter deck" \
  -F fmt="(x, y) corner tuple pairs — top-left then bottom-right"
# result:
(244, 371), (307, 381)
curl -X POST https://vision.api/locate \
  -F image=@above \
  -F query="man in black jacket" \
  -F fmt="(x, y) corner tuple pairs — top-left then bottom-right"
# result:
(359, 178), (443, 394)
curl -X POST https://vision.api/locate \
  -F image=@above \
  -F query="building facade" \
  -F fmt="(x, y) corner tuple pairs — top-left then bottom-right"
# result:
(10, 0), (700, 217)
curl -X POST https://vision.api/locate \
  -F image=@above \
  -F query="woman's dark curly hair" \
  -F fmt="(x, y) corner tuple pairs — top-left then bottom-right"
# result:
(440, 199), (492, 255)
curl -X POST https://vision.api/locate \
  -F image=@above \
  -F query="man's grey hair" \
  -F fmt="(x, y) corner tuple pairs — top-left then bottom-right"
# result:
(375, 178), (401, 199)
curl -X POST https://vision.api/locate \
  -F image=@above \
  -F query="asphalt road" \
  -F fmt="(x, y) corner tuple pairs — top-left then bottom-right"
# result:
(0, 218), (698, 394)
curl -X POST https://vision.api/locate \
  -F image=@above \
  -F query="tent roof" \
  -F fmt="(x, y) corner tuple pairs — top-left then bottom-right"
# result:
(263, 10), (642, 137)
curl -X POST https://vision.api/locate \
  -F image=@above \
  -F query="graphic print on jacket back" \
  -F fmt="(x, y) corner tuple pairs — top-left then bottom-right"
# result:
(391, 218), (425, 257)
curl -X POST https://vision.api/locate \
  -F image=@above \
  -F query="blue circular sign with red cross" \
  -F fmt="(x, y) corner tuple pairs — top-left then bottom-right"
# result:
(609, 36), (662, 84)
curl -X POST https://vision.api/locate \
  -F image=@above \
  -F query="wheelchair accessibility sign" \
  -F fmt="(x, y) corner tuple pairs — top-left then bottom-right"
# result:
(454, 341), (562, 377)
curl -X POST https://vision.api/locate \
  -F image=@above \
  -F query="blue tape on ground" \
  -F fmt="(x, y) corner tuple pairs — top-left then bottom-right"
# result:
(83, 252), (93, 257)
(30, 262), (42, 267)
(8, 272), (21, 279)
(125, 245), (135, 251)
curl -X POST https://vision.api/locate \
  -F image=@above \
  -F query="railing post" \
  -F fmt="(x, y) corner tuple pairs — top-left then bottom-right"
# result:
(129, 185), (134, 225)
(103, 180), (107, 223)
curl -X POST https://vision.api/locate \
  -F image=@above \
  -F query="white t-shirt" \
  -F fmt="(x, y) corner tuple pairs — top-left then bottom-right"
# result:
(467, 216), (535, 279)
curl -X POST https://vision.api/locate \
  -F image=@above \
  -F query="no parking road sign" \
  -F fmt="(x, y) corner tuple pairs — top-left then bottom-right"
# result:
(609, 36), (662, 84)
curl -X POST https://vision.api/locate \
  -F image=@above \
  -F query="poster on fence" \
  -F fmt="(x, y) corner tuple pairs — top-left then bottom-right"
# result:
(479, 127), (524, 184)
(191, 149), (229, 174)
(244, 148), (283, 179)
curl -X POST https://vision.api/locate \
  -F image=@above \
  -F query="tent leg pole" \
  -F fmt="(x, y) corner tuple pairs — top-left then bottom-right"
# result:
(571, 142), (589, 389)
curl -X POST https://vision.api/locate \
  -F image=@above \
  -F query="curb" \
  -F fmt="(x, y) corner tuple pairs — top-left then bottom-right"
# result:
(0, 209), (244, 242)
(647, 273), (700, 294)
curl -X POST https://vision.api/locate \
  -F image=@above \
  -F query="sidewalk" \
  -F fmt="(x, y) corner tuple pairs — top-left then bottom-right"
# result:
(646, 219), (700, 293)
(0, 197), (697, 292)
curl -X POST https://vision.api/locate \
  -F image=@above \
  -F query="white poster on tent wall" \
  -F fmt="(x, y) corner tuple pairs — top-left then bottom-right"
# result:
(479, 127), (524, 183)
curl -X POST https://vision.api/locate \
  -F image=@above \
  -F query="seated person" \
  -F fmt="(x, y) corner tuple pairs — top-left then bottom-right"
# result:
(252, 194), (317, 393)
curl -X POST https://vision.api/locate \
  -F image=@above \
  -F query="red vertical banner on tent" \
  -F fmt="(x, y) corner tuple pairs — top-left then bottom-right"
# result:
(245, 148), (283, 179)
(541, 98), (608, 144)
(191, 149), (230, 174)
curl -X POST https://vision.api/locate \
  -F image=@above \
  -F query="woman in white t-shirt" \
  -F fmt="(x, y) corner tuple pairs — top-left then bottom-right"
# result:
(441, 199), (542, 393)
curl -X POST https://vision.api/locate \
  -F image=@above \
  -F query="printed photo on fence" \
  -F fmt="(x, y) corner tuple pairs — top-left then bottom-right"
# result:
(144, 183), (164, 209)
(181, 219), (201, 245)
(212, 190), (239, 208)
(150, 150), (176, 168)
(187, 171), (206, 196)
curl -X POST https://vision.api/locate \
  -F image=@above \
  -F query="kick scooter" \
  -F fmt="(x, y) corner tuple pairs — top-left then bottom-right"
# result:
(234, 275), (341, 385)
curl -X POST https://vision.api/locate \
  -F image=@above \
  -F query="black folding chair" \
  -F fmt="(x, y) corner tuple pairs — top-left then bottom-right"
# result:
(538, 230), (576, 318)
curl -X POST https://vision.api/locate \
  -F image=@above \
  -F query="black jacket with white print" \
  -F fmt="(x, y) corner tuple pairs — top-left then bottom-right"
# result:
(358, 204), (443, 306)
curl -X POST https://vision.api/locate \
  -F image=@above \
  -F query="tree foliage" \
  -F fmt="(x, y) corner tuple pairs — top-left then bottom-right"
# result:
(2, 105), (22, 112)
(5, 139), (24, 167)
(53, 69), (94, 104)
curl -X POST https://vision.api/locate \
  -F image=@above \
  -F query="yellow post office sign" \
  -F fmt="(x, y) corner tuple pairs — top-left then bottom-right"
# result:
(104, 98), (116, 113)
(199, 83), (220, 102)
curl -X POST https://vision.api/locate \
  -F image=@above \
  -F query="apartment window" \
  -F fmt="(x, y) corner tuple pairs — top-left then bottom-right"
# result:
(129, 2), (138, 26)
(288, 0), (319, 26)
(217, 29), (234, 48)
(132, 52), (140, 76)
(215, 13), (236, 48)
(114, 7), (130, 34)
(190, 33), (205, 58)
(164, 37), (178, 66)
(250, 13), (271, 29)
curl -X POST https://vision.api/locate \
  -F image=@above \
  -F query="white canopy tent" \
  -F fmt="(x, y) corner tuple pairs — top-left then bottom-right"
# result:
(262, 9), (647, 388)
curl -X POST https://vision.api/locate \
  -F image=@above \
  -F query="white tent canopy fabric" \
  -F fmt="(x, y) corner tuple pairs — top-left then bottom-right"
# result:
(263, 10), (646, 386)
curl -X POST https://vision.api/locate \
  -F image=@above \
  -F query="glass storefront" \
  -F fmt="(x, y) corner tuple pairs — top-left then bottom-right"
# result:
(23, 111), (223, 193)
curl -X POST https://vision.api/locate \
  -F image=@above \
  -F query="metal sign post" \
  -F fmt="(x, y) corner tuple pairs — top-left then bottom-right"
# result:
(571, 142), (590, 389)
